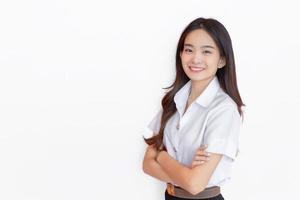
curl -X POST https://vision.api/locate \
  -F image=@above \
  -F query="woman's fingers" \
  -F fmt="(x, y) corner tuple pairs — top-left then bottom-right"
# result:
(194, 155), (210, 161)
(196, 150), (210, 156)
(190, 145), (211, 168)
(191, 145), (210, 167)
(191, 154), (210, 167)
(198, 144), (208, 151)
(191, 160), (206, 168)
(196, 145), (210, 156)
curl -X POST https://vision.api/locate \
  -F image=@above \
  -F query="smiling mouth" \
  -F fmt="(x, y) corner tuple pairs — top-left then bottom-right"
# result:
(189, 66), (205, 72)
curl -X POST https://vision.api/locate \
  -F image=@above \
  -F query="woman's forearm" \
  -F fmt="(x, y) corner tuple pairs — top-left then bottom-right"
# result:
(156, 151), (191, 189)
(143, 157), (174, 183)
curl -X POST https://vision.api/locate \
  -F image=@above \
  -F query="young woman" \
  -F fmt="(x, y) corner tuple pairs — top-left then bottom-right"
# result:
(142, 17), (244, 200)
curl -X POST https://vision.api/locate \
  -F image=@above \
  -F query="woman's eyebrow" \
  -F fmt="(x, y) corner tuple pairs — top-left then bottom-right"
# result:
(200, 45), (215, 49)
(184, 44), (215, 49)
(183, 44), (194, 48)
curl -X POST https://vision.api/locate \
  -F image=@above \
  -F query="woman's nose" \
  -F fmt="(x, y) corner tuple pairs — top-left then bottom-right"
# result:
(192, 52), (203, 64)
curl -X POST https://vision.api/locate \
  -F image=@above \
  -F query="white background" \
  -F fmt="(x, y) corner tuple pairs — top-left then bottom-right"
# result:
(1, 0), (300, 199)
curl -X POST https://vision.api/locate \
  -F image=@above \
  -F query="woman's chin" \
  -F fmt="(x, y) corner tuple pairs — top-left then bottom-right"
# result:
(187, 74), (214, 83)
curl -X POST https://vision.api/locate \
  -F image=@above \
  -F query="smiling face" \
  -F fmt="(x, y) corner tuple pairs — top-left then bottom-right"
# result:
(180, 29), (226, 83)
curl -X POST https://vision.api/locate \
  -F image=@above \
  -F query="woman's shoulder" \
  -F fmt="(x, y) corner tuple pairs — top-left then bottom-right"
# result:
(208, 89), (239, 114)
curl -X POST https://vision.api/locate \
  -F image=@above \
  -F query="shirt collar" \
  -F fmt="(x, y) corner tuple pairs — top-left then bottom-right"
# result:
(174, 76), (220, 114)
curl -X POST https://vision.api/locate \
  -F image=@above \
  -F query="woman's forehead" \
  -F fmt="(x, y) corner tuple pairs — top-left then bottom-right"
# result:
(184, 29), (217, 48)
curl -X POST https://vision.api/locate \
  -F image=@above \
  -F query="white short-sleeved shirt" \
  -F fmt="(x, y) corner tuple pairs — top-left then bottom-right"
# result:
(147, 76), (242, 188)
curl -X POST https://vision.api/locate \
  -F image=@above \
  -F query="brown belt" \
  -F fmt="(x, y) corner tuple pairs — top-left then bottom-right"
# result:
(166, 183), (220, 199)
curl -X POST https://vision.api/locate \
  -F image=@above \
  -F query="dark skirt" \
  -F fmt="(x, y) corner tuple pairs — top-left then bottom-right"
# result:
(165, 189), (224, 200)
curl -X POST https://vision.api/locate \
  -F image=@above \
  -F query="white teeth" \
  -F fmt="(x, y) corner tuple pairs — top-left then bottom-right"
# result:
(189, 66), (204, 71)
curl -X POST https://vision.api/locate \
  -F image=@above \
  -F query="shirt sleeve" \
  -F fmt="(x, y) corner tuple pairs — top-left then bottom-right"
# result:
(203, 105), (242, 161)
(147, 109), (163, 135)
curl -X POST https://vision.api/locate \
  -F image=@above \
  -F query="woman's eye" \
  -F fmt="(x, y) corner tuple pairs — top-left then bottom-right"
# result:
(184, 48), (193, 53)
(203, 50), (211, 54)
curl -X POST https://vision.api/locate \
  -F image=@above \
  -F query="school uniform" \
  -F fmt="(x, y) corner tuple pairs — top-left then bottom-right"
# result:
(147, 76), (242, 200)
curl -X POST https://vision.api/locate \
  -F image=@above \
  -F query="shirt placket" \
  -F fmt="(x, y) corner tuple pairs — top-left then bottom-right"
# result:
(173, 105), (192, 155)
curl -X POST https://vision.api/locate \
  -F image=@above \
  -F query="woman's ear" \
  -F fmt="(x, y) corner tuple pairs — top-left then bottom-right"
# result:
(218, 57), (226, 68)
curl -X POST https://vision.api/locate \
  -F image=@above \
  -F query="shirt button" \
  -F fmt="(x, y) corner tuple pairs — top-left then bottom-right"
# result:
(173, 146), (177, 152)
(176, 123), (180, 130)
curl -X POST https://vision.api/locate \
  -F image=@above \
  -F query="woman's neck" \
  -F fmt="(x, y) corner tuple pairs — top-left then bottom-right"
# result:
(189, 76), (215, 102)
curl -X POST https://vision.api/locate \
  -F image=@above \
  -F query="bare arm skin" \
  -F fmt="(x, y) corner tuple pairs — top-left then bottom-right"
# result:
(156, 150), (222, 195)
(142, 144), (174, 183)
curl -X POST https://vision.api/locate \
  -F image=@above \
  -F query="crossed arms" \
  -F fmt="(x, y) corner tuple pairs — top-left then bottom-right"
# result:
(142, 144), (222, 195)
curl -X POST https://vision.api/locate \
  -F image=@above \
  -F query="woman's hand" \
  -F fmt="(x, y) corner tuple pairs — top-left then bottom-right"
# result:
(190, 144), (210, 168)
(147, 144), (159, 159)
(147, 144), (166, 160)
